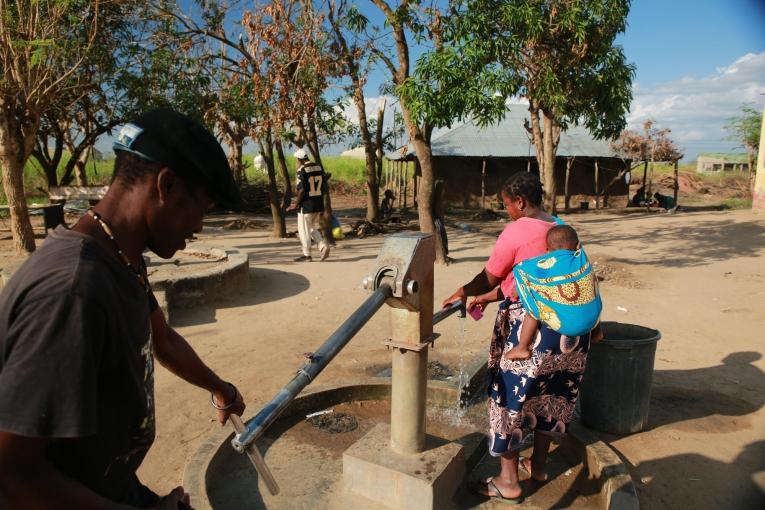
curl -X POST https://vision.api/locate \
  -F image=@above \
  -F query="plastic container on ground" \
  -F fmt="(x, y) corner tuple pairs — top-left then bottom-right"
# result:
(579, 321), (661, 434)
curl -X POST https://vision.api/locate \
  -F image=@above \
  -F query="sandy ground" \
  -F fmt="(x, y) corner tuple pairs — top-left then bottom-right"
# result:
(2, 205), (764, 508)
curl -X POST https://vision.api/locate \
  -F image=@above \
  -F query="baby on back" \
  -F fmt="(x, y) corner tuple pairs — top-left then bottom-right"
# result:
(505, 225), (603, 360)
(546, 224), (579, 252)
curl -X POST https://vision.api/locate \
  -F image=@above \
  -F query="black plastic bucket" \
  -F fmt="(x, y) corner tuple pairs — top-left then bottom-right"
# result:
(579, 322), (661, 434)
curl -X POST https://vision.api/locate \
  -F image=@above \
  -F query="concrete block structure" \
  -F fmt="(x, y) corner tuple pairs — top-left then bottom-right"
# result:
(696, 153), (750, 173)
(343, 424), (466, 510)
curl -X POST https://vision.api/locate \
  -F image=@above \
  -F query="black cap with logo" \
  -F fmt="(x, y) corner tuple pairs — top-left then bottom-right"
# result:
(113, 108), (241, 211)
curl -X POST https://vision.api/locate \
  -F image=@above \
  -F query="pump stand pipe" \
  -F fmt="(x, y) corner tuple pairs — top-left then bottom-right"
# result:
(231, 282), (394, 453)
(433, 300), (466, 326)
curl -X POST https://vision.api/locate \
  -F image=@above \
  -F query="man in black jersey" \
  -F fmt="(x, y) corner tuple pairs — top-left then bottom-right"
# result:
(286, 148), (330, 262)
(0, 109), (246, 509)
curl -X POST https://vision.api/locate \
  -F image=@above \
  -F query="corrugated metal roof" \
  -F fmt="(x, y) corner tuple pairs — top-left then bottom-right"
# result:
(390, 104), (621, 159)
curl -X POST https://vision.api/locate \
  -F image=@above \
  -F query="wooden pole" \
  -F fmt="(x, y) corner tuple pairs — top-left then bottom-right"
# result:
(384, 160), (389, 191)
(398, 161), (403, 207)
(400, 162), (405, 206)
(673, 159), (679, 209)
(413, 175), (418, 209)
(392, 161), (396, 202)
(403, 162), (408, 210)
(564, 157), (572, 211)
(594, 160), (600, 209)
(642, 161), (648, 187)
(394, 161), (398, 202)
(481, 160), (486, 210)
(397, 161), (401, 209)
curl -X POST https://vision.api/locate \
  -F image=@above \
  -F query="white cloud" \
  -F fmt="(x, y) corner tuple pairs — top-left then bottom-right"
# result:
(338, 95), (399, 128)
(628, 52), (765, 160)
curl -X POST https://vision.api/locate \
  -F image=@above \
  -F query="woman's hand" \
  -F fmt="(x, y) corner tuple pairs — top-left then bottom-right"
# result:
(442, 288), (466, 309)
(467, 295), (488, 314)
(470, 287), (501, 311)
(590, 323), (604, 344)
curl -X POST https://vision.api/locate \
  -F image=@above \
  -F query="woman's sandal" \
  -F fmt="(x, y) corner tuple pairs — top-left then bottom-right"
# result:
(471, 477), (524, 504)
(520, 456), (549, 484)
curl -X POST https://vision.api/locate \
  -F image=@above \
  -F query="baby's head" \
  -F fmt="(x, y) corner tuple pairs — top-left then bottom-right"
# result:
(546, 225), (579, 252)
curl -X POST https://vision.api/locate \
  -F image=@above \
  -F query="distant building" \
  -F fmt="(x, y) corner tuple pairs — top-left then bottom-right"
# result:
(696, 153), (750, 173)
(253, 154), (266, 173)
(387, 104), (630, 208)
(340, 146), (367, 159)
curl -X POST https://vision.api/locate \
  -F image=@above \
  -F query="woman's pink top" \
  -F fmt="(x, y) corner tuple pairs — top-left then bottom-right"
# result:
(485, 217), (559, 299)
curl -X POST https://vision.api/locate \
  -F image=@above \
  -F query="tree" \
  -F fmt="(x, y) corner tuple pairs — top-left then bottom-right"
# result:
(247, 1), (340, 239)
(32, 73), (121, 188)
(326, 0), (380, 221)
(429, 0), (635, 213)
(725, 103), (762, 177)
(0, 0), (105, 253)
(29, 2), (152, 190)
(153, 0), (288, 236)
(612, 120), (683, 205)
(368, 0), (464, 264)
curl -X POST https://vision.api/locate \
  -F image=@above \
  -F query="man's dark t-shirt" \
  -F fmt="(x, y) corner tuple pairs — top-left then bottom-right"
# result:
(0, 227), (159, 506)
(297, 162), (326, 213)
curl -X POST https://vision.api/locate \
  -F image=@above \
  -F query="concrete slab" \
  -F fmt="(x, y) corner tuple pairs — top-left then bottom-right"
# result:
(343, 423), (466, 510)
(145, 245), (248, 323)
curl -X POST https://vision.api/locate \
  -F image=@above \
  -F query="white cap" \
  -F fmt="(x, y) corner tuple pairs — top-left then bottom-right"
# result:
(293, 148), (308, 160)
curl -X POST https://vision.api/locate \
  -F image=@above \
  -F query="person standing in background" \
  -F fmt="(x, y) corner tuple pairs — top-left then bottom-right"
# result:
(287, 148), (330, 262)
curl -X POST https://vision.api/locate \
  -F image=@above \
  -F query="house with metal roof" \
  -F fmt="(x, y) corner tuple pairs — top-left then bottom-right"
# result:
(386, 104), (631, 209)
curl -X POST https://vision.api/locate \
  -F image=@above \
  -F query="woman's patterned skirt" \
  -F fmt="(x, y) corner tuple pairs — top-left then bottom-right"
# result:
(487, 299), (591, 456)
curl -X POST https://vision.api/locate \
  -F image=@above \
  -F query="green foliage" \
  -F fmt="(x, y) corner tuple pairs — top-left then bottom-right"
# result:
(407, 0), (635, 139)
(28, 2), (173, 187)
(344, 5), (369, 32)
(649, 162), (696, 176)
(725, 103), (762, 154)
(242, 154), (366, 185)
(721, 197), (752, 209)
(23, 152), (113, 189)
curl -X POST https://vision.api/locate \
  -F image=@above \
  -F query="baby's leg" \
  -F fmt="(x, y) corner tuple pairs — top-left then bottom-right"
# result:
(503, 315), (538, 360)
(504, 343), (533, 360)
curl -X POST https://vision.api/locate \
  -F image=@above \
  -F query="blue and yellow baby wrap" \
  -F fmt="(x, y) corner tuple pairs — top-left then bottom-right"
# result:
(512, 248), (602, 336)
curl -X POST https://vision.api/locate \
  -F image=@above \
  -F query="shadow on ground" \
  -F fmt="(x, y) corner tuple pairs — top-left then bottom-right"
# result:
(171, 267), (310, 327)
(648, 352), (765, 432)
(629, 441), (765, 509)
(593, 352), (765, 509)
(578, 217), (765, 268)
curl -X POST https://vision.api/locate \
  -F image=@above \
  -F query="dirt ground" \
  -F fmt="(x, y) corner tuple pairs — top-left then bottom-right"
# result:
(1, 203), (764, 509)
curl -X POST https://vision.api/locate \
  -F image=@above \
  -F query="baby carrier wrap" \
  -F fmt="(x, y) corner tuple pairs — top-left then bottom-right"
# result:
(512, 248), (602, 336)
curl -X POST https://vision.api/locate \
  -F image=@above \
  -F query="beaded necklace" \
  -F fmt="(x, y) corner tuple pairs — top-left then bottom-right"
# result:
(88, 210), (151, 294)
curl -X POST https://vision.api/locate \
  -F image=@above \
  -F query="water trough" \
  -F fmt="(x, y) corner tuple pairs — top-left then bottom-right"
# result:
(183, 234), (637, 509)
(145, 245), (248, 322)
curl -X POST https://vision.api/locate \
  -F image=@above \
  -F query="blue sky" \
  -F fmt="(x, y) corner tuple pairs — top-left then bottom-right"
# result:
(620, 0), (765, 88)
(353, 0), (765, 161)
(616, 0), (765, 159)
(98, 1), (765, 162)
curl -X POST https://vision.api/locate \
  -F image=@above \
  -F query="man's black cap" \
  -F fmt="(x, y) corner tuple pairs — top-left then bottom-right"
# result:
(114, 108), (241, 210)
